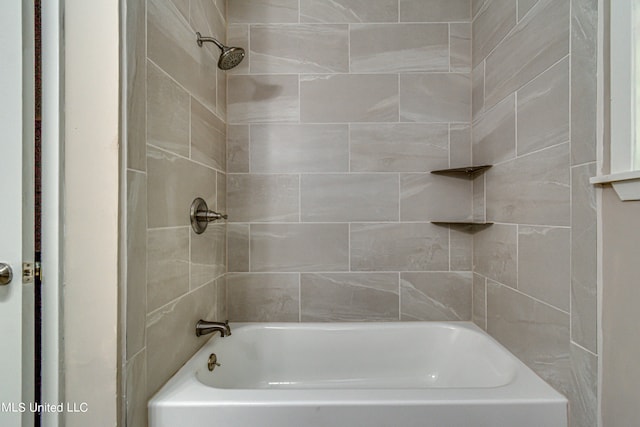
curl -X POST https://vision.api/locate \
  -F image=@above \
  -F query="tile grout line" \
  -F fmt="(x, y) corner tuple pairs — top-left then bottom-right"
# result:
(348, 222), (351, 273)
(146, 143), (226, 174)
(448, 22), (452, 72)
(298, 272), (302, 322)
(515, 224), (519, 290)
(484, 276), (487, 329)
(568, 0), (574, 343)
(571, 339), (598, 358)
(490, 278), (571, 316)
(398, 271), (402, 320)
(483, 52), (570, 114)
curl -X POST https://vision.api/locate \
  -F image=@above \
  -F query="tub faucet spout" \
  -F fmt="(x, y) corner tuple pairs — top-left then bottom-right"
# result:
(196, 320), (232, 337)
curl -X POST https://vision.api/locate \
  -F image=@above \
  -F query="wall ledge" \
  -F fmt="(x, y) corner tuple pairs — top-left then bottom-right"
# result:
(591, 171), (640, 201)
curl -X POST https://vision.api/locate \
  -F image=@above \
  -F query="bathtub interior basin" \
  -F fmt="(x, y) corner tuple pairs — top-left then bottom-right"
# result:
(196, 322), (517, 389)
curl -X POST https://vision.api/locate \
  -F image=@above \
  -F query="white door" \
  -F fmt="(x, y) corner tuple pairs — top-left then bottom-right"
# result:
(0, 1), (32, 425)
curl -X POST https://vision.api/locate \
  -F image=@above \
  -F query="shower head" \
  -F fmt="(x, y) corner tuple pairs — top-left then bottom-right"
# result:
(217, 46), (245, 70)
(196, 32), (245, 70)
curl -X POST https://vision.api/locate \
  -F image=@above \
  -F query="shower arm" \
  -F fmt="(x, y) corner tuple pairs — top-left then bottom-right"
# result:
(196, 32), (225, 51)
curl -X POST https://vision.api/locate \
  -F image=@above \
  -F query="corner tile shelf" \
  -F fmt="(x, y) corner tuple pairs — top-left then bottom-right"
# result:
(431, 221), (493, 232)
(431, 221), (493, 226)
(430, 165), (492, 177)
(429, 165), (493, 229)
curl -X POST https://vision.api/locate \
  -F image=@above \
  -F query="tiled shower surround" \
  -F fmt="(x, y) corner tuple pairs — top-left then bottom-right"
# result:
(226, 0), (475, 322)
(123, 1), (599, 426)
(224, 0), (598, 426)
(124, 0), (228, 425)
(471, 1), (598, 427)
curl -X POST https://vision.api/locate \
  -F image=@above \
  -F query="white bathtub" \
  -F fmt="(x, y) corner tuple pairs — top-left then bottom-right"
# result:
(149, 322), (567, 427)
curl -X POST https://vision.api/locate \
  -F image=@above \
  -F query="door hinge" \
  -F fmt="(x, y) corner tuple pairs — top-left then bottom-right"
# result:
(22, 262), (42, 284)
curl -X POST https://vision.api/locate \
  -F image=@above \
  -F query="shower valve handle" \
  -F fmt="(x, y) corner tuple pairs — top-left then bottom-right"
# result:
(190, 197), (228, 234)
(196, 211), (228, 221)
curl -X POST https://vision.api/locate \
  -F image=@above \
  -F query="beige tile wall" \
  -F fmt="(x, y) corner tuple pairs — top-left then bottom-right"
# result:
(226, 0), (474, 323)
(471, 0), (598, 426)
(120, 2), (601, 426)
(124, 0), (228, 425)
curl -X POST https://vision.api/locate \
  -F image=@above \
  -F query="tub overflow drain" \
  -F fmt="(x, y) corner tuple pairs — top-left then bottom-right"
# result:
(208, 353), (221, 372)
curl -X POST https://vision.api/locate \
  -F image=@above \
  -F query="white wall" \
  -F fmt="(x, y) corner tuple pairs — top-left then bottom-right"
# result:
(62, 0), (120, 425)
(600, 189), (640, 426)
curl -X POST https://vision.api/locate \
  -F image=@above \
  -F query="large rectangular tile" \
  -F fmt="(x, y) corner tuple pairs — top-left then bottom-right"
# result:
(450, 23), (472, 72)
(486, 143), (570, 226)
(227, 0), (299, 23)
(484, 0), (570, 108)
(350, 123), (449, 172)
(400, 0), (471, 22)
(400, 73), (470, 122)
(170, 0), (189, 21)
(301, 74), (398, 123)
(472, 0), (516, 66)
(250, 24), (349, 73)
(214, 0), (226, 18)
(517, 56), (570, 156)
(251, 224), (349, 272)
(191, 98), (226, 171)
(571, 0), (598, 165)
(518, 226), (570, 311)
(146, 281), (217, 396)
(228, 75), (299, 123)
(226, 25), (250, 75)
(227, 125), (249, 173)
(472, 273), (486, 329)
(472, 174), (486, 222)
(400, 174), (472, 221)
(472, 62), (485, 120)
(519, 0), (541, 19)
(227, 223), (250, 272)
(147, 146), (217, 228)
(472, 93), (516, 165)
(400, 272), (472, 321)
(125, 349), (147, 427)
(450, 226), (473, 271)
(300, 273), (399, 321)
(147, 227), (190, 312)
(351, 223), (449, 271)
(216, 172), (226, 213)
(301, 174), (399, 222)
(227, 174), (299, 222)
(251, 124), (349, 173)
(350, 24), (449, 73)
(472, 0), (487, 18)
(147, 0), (218, 110)
(217, 62), (227, 122)
(487, 281), (570, 393)
(568, 343), (598, 427)
(146, 61), (190, 157)
(473, 224), (517, 288)
(450, 124), (472, 168)
(300, 0), (398, 23)
(190, 224), (226, 288)
(215, 275), (227, 321)
(226, 273), (299, 321)
(126, 171), (147, 358)
(571, 163), (597, 352)
(126, 0), (146, 171)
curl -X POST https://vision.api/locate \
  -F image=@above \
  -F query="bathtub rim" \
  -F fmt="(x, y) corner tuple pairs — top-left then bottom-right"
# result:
(148, 321), (567, 408)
